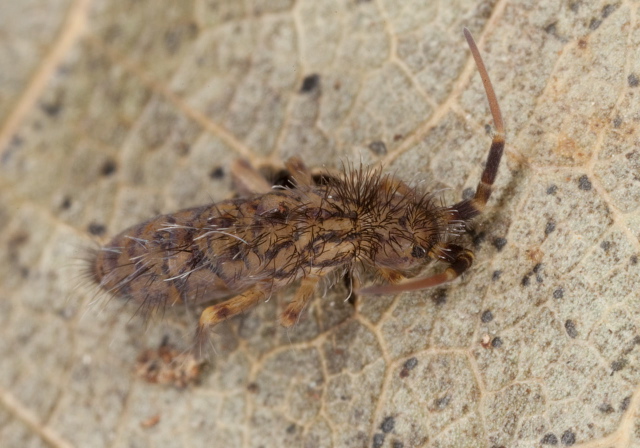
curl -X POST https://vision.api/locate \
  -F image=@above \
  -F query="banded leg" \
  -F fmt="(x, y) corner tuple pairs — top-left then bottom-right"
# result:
(359, 244), (474, 295)
(195, 284), (270, 357)
(280, 276), (320, 327)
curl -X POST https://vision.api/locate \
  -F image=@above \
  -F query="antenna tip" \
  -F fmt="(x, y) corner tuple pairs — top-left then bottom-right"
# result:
(463, 27), (475, 45)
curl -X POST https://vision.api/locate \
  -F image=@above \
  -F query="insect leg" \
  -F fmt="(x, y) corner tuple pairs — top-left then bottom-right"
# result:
(376, 267), (407, 284)
(358, 245), (474, 295)
(230, 159), (272, 194)
(279, 276), (320, 327)
(195, 284), (270, 356)
(284, 157), (313, 187)
(452, 29), (505, 221)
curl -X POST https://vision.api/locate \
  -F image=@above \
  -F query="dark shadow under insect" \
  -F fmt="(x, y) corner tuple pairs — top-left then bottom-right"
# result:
(88, 28), (504, 358)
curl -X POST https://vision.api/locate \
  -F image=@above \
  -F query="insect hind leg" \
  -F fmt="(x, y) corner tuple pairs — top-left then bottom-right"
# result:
(194, 284), (270, 359)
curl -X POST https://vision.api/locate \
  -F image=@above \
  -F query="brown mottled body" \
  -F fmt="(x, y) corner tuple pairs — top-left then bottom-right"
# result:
(92, 169), (450, 322)
(90, 28), (505, 357)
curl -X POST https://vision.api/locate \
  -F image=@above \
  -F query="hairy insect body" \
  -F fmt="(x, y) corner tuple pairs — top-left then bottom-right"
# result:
(93, 172), (450, 322)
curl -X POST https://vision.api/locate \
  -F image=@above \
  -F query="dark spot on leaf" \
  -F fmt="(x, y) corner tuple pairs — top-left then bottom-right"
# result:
(611, 358), (627, 372)
(602, 4), (617, 17)
(631, 255), (638, 265)
(435, 394), (451, 409)
(462, 187), (475, 200)
(492, 270), (502, 281)
(472, 231), (486, 247)
(372, 433), (385, 448)
(600, 240), (611, 251)
(578, 175), (592, 190)
(628, 74), (639, 88)
(492, 237), (507, 251)
(620, 396), (631, 412)
(368, 141), (387, 155)
(209, 166), (224, 179)
(40, 100), (62, 117)
(565, 320), (578, 338)
(300, 74), (320, 93)
(553, 288), (564, 299)
(60, 196), (72, 210)
(88, 223), (106, 236)
(546, 184), (558, 195)
(101, 159), (117, 176)
(598, 403), (615, 413)
(481, 310), (494, 323)
(613, 116), (622, 128)
(491, 337), (503, 348)
(561, 430), (576, 445)
(403, 357), (418, 371)
(589, 18), (602, 30)
(433, 289), (447, 305)
(380, 416), (395, 433)
(521, 275), (530, 287)
(544, 22), (557, 35)
(541, 433), (558, 445)
(545, 221), (556, 235)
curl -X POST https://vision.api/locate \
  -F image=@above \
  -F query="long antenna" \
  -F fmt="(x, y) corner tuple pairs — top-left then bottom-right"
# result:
(359, 28), (506, 296)
(463, 28), (504, 135)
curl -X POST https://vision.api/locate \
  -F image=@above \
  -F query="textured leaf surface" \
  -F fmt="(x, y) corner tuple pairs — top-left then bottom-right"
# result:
(1, 0), (640, 447)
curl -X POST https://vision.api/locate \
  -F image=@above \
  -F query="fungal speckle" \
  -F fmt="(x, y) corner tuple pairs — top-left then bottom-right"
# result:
(578, 175), (592, 190)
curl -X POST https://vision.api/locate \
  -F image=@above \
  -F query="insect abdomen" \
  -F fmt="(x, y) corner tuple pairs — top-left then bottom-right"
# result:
(91, 204), (246, 313)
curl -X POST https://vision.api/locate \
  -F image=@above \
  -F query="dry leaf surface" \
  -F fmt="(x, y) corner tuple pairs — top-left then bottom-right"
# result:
(1, 0), (640, 447)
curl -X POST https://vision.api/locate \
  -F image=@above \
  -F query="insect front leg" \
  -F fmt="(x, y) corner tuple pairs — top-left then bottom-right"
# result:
(279, 276), (321, 327)
(195, 283), (271, 357)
